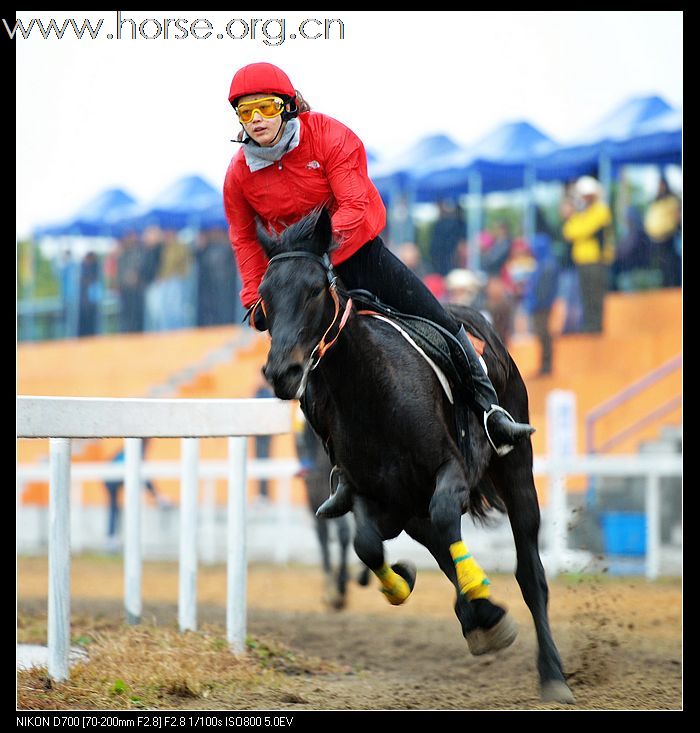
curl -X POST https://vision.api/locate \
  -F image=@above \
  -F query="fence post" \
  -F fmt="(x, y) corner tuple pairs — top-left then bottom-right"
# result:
(48, 438), (71, 682)
(124, 438), (143, 625)
(645, 472), (661, 581)
(179, 438), (199, 632)
(227, 436), (247, 655)
(545, 390), (577, 576)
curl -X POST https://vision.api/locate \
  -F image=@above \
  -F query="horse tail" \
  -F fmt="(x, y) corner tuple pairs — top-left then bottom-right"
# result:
(467, 474), (507, 524)
(446, 304), (512, 382)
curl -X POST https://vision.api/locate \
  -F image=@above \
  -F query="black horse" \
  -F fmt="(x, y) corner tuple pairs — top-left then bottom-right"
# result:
(295, 419), (370, 609)
(256, 209), (574, 704)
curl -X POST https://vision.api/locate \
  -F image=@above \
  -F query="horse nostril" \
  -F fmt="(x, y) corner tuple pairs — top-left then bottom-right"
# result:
(286, 363), (303, 385)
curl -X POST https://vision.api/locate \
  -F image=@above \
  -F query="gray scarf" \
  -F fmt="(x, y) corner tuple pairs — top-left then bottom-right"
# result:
(242, 117), (300, 172)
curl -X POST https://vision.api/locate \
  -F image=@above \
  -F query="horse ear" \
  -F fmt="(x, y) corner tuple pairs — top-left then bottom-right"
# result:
(256, 220), (282, 259)
(310, 207), (333, 256)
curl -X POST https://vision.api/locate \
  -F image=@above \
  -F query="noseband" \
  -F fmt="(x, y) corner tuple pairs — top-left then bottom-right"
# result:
(260, 251), (354, 398)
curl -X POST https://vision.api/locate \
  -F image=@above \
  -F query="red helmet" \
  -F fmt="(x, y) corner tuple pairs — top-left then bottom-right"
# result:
(228, 62), (296, 107)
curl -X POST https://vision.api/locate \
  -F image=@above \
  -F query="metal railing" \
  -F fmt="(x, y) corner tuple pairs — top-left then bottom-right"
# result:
(585, 355), (682, 453)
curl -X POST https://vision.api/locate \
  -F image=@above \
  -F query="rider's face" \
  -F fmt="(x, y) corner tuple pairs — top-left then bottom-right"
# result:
(238, 93), (285, 147)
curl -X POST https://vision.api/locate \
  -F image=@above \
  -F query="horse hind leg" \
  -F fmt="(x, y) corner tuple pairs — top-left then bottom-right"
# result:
(324, 515), (351, 611)
(489, 452), (575, 704)
(352, 498), (415, 606)
(314, 514), (339, 609)
(428, 460), (517, 655)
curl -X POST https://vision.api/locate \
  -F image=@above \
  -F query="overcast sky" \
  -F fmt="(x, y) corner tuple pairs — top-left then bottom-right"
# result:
(15, 10), (683, 238)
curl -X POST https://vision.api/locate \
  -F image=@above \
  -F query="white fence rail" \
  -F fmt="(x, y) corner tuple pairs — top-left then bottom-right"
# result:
(17, 396), (292, 681)
(533, 454), (682, 579)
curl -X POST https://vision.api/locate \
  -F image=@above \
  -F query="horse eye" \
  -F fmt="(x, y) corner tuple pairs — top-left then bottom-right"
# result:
(309, 286), (325, 299)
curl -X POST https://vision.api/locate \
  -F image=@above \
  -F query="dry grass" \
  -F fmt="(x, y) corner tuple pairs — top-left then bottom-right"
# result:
(17, 613), (346, 710)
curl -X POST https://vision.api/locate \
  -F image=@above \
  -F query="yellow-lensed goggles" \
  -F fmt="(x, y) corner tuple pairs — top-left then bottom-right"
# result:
(235, 96), (285, 124)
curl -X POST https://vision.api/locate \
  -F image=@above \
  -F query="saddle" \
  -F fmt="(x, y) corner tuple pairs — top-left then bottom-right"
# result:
(346, 289), (484, 461)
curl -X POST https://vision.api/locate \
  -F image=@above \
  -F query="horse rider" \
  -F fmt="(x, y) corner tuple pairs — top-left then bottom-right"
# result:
(223, 62), (534, 517)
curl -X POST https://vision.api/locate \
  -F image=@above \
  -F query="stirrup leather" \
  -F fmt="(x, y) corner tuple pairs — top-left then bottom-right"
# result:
(328, 464), (342, 496)
(483, 405), (516, 457)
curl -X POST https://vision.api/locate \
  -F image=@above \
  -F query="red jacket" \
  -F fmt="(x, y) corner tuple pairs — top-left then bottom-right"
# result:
(223, 111), (386, 308)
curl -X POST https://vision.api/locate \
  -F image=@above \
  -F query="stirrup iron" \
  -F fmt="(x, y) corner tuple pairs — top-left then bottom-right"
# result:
(483, 404), (516, 457)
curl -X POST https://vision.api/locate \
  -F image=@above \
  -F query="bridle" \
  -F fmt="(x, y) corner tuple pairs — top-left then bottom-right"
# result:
(255, 251), (354, 399)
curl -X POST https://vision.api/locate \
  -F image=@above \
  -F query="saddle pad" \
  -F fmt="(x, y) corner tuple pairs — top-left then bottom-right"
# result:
(364, 313), (454, 404)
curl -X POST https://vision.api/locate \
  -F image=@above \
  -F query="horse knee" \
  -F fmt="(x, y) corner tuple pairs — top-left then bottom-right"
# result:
(429, 489), (463, 540)
(430, 462), (467, 540)
(353, 523), (383, 570)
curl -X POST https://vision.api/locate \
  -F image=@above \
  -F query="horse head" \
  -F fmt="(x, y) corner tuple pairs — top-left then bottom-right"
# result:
(257, 208), (341, 400)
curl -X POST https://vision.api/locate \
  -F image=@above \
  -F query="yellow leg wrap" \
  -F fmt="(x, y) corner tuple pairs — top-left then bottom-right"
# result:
(374, 563), (411, 606)
(449, 541), (491, 600)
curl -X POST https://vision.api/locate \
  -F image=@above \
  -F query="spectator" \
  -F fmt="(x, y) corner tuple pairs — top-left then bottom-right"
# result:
(142, 226), (164, 332)
(159, 229), (192, 330)
(612, 206), (653, 290)
(556, 182), (584, 333)
(429, 200), (466, 276)
(444, 268), (486, 310)
(116, 231), (147, 333)
(195, 228), (239, 326)
(502, 237), (536, 302)
(523, 209), (560, 377)
(387, 195), (415, 248)
(103, 439), (170, 553)
(395, 242), (429, 279)
(144, 228), (192, 331)
(55, 249), (80, 337)
(77, 251), (101, 337)
(644, 176), (682, 288)
(561, 176), (615, 334)
(481, 221), (513, 279)
(481, 222), (516, 346)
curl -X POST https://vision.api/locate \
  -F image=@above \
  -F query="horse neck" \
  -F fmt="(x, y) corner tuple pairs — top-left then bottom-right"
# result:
(314, 309), (377, 399)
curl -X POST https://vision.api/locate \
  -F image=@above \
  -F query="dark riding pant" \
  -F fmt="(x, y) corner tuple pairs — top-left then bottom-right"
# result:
(335, 237), (461, 336)
(336, 237), (501, 412)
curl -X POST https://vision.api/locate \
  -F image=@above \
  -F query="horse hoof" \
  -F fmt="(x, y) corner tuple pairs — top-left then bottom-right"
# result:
(323, 593), (345, 611)
(465, 612), (518, 656)
(541, 680), (575, 704)
(392, 561), (417, 593)
(356, 566), (371, 587)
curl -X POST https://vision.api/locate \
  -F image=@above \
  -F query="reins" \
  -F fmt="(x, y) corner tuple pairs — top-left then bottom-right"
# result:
(255, 252), (353, 396)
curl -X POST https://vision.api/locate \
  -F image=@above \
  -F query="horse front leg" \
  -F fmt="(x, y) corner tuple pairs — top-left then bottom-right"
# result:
(429, 460), (518, 655)
(335, 515), (351, 600)
(489, 452), (575, 703)
(352, 497), (415, 606)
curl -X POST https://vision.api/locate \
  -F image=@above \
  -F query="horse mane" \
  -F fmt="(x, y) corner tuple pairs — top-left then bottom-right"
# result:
(256, 207), (339, 259)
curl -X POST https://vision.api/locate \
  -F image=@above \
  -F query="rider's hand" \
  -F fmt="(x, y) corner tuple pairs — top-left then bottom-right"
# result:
(252, 306), (268, 332)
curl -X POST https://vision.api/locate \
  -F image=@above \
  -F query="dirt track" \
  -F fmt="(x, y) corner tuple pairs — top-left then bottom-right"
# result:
(18, 559), (682, 711)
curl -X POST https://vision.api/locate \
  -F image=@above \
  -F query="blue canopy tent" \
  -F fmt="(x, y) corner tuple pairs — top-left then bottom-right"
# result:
(117, 174), (222, 232)
(34, 188), (139, 238)
(533, 95), (679, 184)
(198, 200), (228, 231)
(607, 107), (682, 170)
(369, 133), (462, 205)
(407, 121), (558, 268)
(411, 121), (557, 200)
